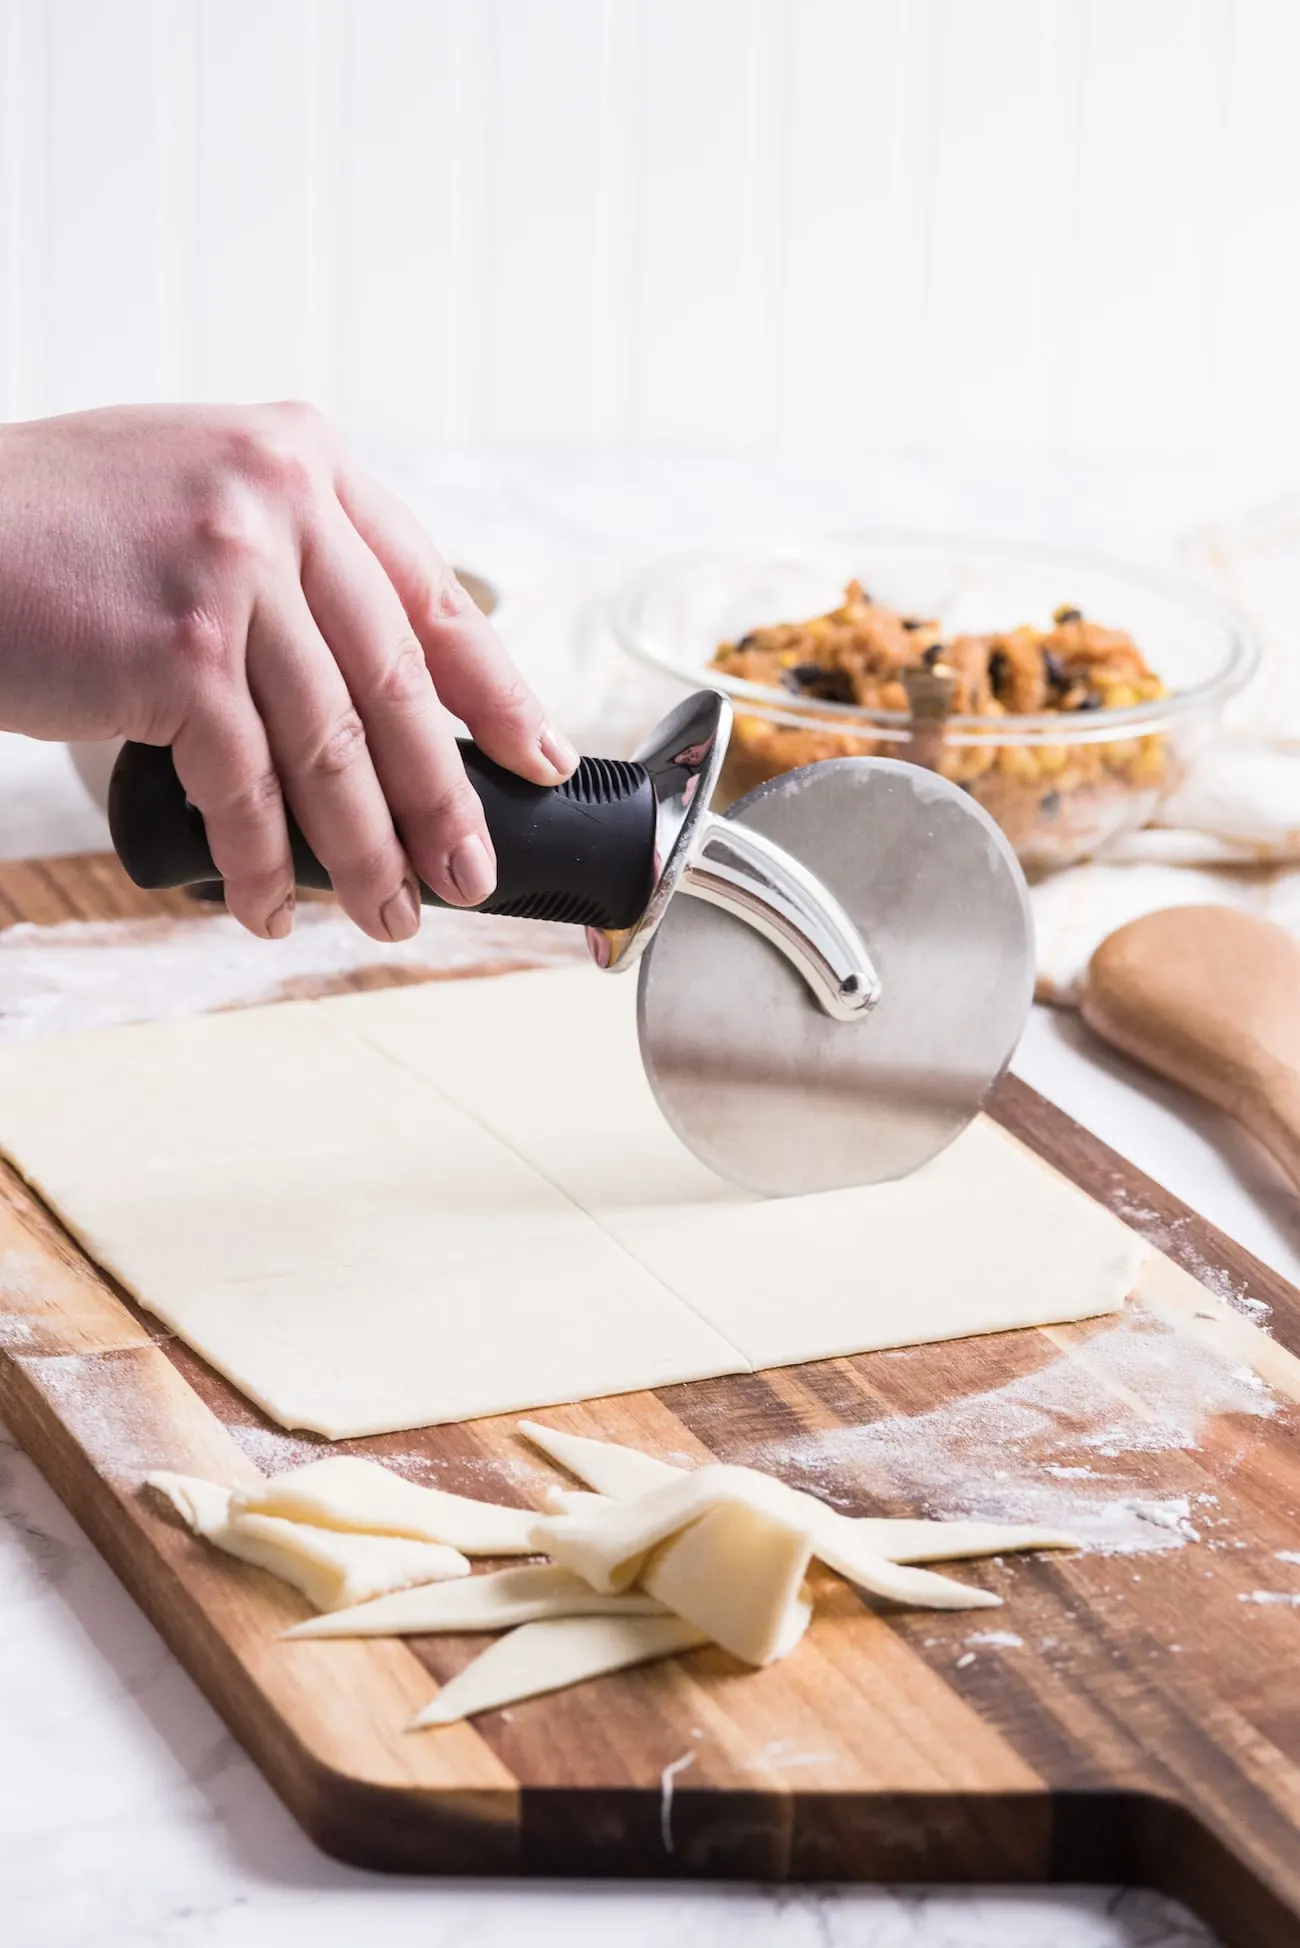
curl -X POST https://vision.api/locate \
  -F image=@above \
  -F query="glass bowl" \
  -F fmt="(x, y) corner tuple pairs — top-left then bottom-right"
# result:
(609, 533), (1261, 872)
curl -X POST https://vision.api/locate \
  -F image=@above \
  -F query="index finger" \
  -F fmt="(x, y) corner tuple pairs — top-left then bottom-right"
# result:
(334, 461), (578, 788)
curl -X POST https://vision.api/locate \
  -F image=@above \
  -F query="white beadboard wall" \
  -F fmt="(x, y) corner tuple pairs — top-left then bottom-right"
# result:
(1, 0), (1299, 459)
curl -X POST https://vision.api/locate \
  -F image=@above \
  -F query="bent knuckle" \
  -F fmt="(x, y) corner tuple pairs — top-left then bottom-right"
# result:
(219, 419), (315, 504)
(373, 634), (432, 709)
(305, 709), (369, 780)
(170, 606), (236, 683)
(222, 861), (293, 907)
(191, 477), (279, 572)
(328, 838), (398, 892)
(420, 773), (482, 834)
(270, 397), (326, 435)
(225, 766), (284, 823)
(414, 559), (473, 630)
(484, 673), (541, 734)
(194, 761), (282, 828)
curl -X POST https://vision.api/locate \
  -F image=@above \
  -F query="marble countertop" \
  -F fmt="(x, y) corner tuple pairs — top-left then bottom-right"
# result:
(6, 448), (1294, 1948)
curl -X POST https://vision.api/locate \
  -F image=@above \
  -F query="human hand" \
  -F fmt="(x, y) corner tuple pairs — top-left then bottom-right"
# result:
(0, 402), (576, 940)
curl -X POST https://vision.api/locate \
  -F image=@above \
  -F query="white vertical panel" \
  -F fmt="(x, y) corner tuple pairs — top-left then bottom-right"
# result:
(3, 0), (52, 419)
(923, 0), (1084, 453)
(193, 0), (316, 402)
(588, 0), (644, 446)
(633, 0), (792, 448)
(0, 0), (18, 411)
(157, 0), (199, 401)
(781, 0), (936, 452)
(303, 0), (347, 416)
(1215, 0), (1300, 456)
(485, 0), (612, 444)
(341, 0), (462, 446)
(1, 0), (1298, 458)
(45, 0), (170, 412)
(1069, 0), (1230, 457)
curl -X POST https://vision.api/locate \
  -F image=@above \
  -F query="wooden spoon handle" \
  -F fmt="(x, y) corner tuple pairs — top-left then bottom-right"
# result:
(1080, 904), (1300, 1192)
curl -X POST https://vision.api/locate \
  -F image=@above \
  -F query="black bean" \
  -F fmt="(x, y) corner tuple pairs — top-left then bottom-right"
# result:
(922, 642), (946, 667)
(1039, 790), (1061, 816)
(988, 648), (1010, 692)
(902, 616), (926, 630)
(1053, 605), (1083, 625)
(735, 633), (757, 653)
(1043, 649), (1069, 690)
(784, 664), (855, 703)
(1074, 693), (1102, 711)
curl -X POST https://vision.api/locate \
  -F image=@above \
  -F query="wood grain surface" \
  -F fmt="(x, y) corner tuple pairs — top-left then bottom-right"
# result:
(1, 854), (1298, 1945)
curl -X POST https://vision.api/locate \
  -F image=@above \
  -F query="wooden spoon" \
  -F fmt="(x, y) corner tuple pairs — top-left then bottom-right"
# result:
(1080, 904), (1300, 1192)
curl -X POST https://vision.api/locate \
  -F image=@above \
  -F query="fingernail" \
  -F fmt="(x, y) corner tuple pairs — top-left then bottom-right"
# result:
(538, 723), (579, 782)
(266, 893), (295, 940)
(448, 834), (496, 906)
(380, 878), (421, 942)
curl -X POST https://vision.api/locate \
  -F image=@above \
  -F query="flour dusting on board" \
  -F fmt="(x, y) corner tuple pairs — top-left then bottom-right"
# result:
(733, 1308), (1279, 1556)
(29, 1350), (175, 1477)
(0, 904), (586, 1043)
(1107, 1178), (1272, 1325)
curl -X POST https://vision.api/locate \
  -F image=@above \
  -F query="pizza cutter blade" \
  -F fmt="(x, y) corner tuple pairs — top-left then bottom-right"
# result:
(108, 687), (1033, 1196)
(633, 753), (1034, 1196)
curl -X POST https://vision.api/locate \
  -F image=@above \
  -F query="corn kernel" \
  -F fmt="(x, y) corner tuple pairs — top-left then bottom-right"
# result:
(996, 744), (1040, 783)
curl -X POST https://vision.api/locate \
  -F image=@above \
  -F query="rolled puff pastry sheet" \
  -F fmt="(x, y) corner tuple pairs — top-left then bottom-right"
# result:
(0, 969), (1144, 1438)
(0, 995), (740, 1436)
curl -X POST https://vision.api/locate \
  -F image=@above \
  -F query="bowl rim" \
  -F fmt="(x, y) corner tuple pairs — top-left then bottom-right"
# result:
(609, 529), (1263, 748)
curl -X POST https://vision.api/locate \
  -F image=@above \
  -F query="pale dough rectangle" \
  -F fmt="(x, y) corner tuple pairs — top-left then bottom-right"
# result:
(0, 967), (1141, 1437)
(0, 998), (742, 1435)
(327, 970), (1145, 1369)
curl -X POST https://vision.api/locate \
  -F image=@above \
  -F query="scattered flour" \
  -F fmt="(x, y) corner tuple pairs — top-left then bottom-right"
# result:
(0, 903), (585, 1044)
(27, 1348), (173, 1477)
(1276, 1551), (1300, 1566)
(737, 1307), (1278, 1557)
(227, 1424), (332, 1474)
(1241, 1590), (1300, 1608)
(965, 1630), (1024, 1649)
(227, 1422), (549, 1498)
(1106, 1184), (1273, 1326)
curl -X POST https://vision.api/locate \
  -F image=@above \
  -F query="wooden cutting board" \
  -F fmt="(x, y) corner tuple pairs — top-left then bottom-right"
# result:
(1, 856), (1299, 1948)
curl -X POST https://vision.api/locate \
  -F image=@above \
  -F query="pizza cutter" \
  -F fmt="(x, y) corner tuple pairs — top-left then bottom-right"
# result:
(107, 690), (1033, 1196)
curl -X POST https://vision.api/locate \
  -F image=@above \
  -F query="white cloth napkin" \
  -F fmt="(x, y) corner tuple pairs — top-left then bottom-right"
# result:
(1032, 493), (1300, 1004)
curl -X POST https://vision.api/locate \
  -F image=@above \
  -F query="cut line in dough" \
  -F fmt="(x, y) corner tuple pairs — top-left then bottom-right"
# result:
(409, 1614), (709, 1729)
(147, 1471), (470, 1612)
(285, 1562), (669, 1639)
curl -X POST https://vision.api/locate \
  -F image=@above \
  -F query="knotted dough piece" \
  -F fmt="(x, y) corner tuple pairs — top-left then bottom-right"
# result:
(530, 1465), (1000, 1668)
(148, 1471), (470, 1612)
(233, 1453), (537, 1555)
(520, 1420), (1079, 1566)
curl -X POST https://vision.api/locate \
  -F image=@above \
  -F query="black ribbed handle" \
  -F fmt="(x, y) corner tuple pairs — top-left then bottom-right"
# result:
(108, 741), (658, 931)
